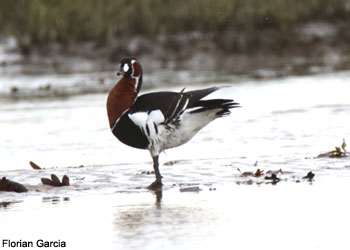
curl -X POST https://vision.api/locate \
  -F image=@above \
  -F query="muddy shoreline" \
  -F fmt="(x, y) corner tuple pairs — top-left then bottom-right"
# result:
(1, 22), (350, 100)
(1, 22), (349, 79)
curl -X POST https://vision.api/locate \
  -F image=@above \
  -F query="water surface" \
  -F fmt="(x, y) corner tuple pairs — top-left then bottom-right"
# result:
(1, 66), (350, 249)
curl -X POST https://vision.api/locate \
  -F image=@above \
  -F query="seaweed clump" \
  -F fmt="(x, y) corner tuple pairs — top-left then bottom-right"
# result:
(317, 139), (349, 158)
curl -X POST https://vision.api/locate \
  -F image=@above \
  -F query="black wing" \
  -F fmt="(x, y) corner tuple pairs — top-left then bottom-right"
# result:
(130, 87), (239, 124)
(130, 91), (189, 124)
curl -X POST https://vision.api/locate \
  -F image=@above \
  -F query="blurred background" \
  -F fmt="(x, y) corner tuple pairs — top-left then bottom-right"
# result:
(0, 0), (349, 90)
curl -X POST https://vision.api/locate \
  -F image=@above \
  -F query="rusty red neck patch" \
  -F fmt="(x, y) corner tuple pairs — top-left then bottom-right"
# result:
(132, 61), (142, 77)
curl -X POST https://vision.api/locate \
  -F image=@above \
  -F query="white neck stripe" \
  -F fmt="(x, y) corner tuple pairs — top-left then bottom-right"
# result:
(111, 108), (129, 131)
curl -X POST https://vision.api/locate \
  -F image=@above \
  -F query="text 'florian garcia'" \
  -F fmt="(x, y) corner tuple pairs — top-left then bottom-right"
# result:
(2, 239), (66, 248)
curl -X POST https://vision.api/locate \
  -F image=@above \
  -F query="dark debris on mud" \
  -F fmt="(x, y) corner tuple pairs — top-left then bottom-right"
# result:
(29, 161), (42, 170)
(303, 171), (315, 182)
(0, 177), (28, 193)
(3, 152), (342, 193)
(0, 161), (72, 193)
(236, 168), (315, 185)
(41, 174), (70, 187)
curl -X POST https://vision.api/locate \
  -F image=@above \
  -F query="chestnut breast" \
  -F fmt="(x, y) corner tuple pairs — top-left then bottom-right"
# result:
(106, 77), (137, 128)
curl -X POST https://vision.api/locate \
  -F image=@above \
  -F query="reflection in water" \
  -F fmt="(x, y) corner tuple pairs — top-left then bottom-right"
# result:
(113, 191), (218, 250)
(0, 200), (22, 209)
(154, 190), (162, 205)
(42, 196), (70, 205)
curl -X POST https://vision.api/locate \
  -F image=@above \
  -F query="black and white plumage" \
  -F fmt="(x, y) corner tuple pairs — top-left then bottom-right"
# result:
(106, 58), (240, 189)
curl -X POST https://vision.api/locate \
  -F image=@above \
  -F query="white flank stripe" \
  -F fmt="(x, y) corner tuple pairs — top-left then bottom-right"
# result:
(128, 112), (148, 128)
(148, 110), (165, 123)
(129, 110), (165, 140)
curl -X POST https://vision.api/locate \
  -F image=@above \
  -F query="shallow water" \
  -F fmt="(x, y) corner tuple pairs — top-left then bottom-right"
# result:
(1, 67), (350, 249)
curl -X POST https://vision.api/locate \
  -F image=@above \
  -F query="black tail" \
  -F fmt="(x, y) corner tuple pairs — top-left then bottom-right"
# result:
(184, 87), (240, 116)
(190, 99), (240, 116)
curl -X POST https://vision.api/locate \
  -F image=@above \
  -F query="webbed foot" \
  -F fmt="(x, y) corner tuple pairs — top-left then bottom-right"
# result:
(147, 179), (163, 191)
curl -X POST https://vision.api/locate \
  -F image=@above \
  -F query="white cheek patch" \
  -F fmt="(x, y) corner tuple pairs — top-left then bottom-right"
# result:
(123, 63), (129, 72)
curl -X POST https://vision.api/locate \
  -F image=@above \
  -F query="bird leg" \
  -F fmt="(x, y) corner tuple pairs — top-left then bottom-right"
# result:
(147, 155), (163, 190)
